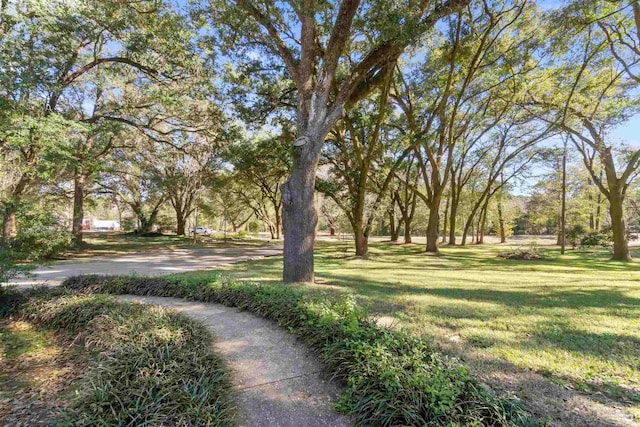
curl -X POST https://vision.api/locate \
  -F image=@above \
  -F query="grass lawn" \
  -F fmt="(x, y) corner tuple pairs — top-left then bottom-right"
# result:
(190, 239), (640, 425)
(60, 232), (277, 259)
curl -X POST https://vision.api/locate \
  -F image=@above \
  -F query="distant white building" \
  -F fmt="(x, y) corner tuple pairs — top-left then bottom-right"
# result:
(82, 218), (120, 231)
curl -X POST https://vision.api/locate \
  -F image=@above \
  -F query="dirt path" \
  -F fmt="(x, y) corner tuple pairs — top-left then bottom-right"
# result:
(117, 295), (351, 427)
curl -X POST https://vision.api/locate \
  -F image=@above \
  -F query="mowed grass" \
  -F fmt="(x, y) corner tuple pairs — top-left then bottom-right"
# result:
(61, 232), (277, 259)
(201, 240), (640, 413)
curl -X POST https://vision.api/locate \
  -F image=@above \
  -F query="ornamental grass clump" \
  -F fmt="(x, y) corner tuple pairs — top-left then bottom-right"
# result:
(6, 288), (235, 427)
(62, 274), (540, 426)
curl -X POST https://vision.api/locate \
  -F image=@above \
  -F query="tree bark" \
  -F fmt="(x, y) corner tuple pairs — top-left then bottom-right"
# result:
(461, 218), (470, 246)
(497, 195), (506, 243)
(274, 203), (282, 239)
(610, 191), (631, 261)
(72, 170), (86, 245)
(2, 210), (17, 242)
(281, 138), (321, 283)
(477, 203), (488, 244)
(588, 178), (595, 231)
(441, 192), (450, 244)
(389, 210), (399, 242)
(176, 215), (187, 236)
(595, 178), (602, 231)
(404, 220), (412, 244)
(448, 185), (458, 246)
(560, 143), (567, 255)
(354, 227), (369, 257)
(425, 198), (440, 253)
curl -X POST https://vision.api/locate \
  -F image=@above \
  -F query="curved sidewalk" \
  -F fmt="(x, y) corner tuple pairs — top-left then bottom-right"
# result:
(117, 295), (351, 427)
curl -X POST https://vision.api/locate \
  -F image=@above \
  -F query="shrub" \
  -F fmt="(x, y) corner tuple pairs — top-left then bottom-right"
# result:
(62, 274), (539, 427)
(566, 224), (586, 249)
(9, 227), (73, 259)
(6, 289), (235, 426)
(580, 231), (613, 250)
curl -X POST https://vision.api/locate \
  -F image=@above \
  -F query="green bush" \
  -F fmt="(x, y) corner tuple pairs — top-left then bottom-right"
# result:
(6, 289), (235, 426)
(62, 274), (539, 427)
(580, 231), (613, 250)
(566, 224), (586, 249)
(9, 227), (73, 259)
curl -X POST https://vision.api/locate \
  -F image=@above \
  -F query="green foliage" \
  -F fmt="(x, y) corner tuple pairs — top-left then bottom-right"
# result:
(580, 231), (613, 250)
(6, 289), (235, 427)
(62, 274), (539, 426)
(8, 229), (72, 260)
(567, 224), (587, 249)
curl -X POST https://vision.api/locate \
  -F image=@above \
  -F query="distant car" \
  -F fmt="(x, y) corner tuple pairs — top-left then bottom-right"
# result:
(190, 226), (213, 236)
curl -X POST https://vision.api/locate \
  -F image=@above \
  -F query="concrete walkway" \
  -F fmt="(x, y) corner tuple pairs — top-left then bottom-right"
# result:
(9, 245), (282, 288)
(117, 295), (351, 427)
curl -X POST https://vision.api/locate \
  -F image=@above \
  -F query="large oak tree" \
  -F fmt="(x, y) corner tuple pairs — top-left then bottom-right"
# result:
(211, 0), (471, 282)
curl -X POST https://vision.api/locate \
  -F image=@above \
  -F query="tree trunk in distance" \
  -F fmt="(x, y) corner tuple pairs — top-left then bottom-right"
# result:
(425, 199), (440, 253)
(441, 193), (449, 244)
(176, 215), (186, 236)
(72, 171), (86, 246)
(448, 192), (457, 245)
(404, 221), (412, 244)
(389, 211), (398, 242)
(497, 197), (506, 243)
(274, 206), (282, 239)
(609, 192), (631, 261)
(560, 144), (567, 255)
(354, 227), (369, 257)
(2, 210), (17, 242)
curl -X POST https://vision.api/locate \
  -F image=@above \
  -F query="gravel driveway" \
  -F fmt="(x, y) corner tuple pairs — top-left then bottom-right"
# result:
(9, 245), (282, 289)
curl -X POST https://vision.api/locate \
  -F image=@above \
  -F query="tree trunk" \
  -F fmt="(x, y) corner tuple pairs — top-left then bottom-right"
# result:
(268, 222), (277, 239)
(176, 215), (186, 236)
(610, 192), (631, 261)
(354, 227), (369, 257)
(274, 204), (282, 239)
(72, 171), (86, 245)
(596, 169), (603, 231)
(404, 220), (412, 244)
(2, 210), (17, 242)
(477, 205), (487, 244)
(461, 218), (470, 246)
(425, 199), (440, 253)
(595, 192), (602, 231)
(448, 190), (458, 246)
(389, 211), (399, 242)
(560, 144), (567, 255)
(441, 192), (449, 244)
(281, 139), (320, 283)
(497, 196), (506, 243)
(588, 178), (595, 231)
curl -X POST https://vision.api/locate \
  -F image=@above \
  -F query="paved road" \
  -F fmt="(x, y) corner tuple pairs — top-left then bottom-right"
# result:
(118, 295), (351, 427)
(9, 245), (282, 288)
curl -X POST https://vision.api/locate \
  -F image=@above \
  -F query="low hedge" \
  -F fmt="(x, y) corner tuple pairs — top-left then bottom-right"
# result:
(3, 288), (235, 426)
(62, 274), (540, 427)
